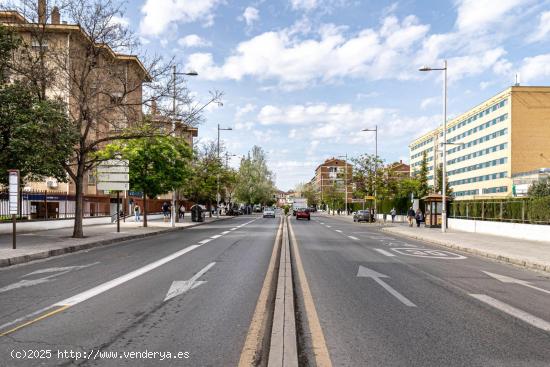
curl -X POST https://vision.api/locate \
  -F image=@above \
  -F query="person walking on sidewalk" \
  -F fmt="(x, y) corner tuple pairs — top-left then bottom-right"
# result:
(179, 204), (186, 219)
(134, 205), (141, 222)
(162, 202), (170, 222)
(415, 208), (424, 228)
(407, 207), (415, 227)
(390, 208), (397, 223)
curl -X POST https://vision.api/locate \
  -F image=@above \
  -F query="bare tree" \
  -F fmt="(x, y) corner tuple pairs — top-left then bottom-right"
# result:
(2, 0), (222, 237)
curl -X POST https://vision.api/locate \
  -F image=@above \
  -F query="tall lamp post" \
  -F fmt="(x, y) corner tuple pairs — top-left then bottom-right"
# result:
(217, 124), (232, 218)
(361, 126), (378, 220)
(171, 66), (197, 227)
(338, 154), (348, 215)
(419, 60), (448, 233)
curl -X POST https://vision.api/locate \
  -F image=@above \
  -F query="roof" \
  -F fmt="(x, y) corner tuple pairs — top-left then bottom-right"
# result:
(0, 11), (151, 82)
(314, 157), (352, 172)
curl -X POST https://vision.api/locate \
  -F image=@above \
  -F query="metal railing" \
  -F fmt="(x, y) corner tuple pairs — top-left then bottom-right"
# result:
(449, 199), (550, 225)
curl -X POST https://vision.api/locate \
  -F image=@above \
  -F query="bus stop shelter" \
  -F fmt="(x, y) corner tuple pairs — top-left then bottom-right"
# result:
(422, 193), (452, 228)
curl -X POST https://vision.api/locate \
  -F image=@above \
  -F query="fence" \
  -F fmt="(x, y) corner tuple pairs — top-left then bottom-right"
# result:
(449, 198), (550, 225)
(0, 190), (111, 221)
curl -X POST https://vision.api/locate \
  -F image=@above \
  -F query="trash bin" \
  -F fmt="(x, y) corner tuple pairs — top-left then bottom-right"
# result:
(191, 205), (205, 222)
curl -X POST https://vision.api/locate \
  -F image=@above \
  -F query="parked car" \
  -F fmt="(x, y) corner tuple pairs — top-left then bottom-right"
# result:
(296, 208), (310, 220)
(263, 207), (275, 218)
(353, 210), (372, 223)
(308, 206), (317, 213)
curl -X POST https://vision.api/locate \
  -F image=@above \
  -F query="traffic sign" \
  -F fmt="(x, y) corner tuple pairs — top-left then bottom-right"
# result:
(97, 159), (129, 192)
(97, 165), (129, 173)
(97, 182), (129, 191)
(351, 198), (365, 203)
(97, 173), (129, 182)
(8, 170), (19, 215)
(364, 196), (376, 200)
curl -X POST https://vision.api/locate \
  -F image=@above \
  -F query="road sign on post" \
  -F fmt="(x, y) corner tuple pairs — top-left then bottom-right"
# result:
(97, 160), (129, 232)
(8, 170), (19, 249)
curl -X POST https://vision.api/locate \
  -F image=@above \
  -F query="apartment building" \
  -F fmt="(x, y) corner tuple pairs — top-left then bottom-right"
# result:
(409, 86), (550, 199)
(312, 158), (353, 204)
(1, 2), (149, 197)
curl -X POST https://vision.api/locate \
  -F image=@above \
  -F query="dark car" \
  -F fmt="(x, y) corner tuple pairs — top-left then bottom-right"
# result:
(296, 208), (310, 220)
(353, 210), (372, 223)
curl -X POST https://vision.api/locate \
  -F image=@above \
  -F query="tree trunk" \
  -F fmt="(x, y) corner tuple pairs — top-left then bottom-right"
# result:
(143, 193), (148, 227)
(72, 166), (85, 238)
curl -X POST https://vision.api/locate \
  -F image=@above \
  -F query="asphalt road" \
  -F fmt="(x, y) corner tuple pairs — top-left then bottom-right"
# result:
(0, 215), (280, 366)
(292, 213), (550, 367)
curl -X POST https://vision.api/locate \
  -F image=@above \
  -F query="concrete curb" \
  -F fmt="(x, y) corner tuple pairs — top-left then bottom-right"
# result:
(0, 217), (234, 268)
(380, 227), (550, 274)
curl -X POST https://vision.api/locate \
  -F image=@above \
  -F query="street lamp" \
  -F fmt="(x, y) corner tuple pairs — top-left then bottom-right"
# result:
(361, 126), (378, 220)
(170, 66), (198, 227)
(419, 60), (448, 233)
(217, 124), (232, 218)
(338, 154), (348, 215)
(224, 152), (237, 168)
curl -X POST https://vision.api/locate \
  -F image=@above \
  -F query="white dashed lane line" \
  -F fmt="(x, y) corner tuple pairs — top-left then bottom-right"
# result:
(348, 236), (359, 240)
(335, 230), (342, 233)
(374, 248), (396, 257)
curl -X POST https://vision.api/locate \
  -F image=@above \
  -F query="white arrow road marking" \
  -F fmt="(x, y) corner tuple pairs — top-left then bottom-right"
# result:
(357, 266), (416, 307)
(374, 249), (395, 257)
(483, 271), (550, 295)
(164, 262), (216, 302)
(470, 294), (550, 332)
(348, 236), (359, 240)
(0, 262), (100, 294)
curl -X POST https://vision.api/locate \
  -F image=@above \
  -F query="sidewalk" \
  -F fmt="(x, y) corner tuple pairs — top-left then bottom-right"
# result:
(0, 214), (233, 268)
(381, 224), (550, 273)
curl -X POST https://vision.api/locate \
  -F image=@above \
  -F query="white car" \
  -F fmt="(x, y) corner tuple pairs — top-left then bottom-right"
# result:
(263, 208), (275, 218)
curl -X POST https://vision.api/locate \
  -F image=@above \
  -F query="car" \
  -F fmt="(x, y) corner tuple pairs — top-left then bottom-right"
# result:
(263, 208), (275, 218)
(308, 206), (317, 213)
(353, 210), (372, 223)
(296, 208), (310, 220)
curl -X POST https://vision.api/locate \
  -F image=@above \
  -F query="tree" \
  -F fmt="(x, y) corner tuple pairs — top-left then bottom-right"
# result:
(414, 151), (430, 198)
(235, 146), (275, 205)
(0, 25), (77, 186)
(528, 178), (550, 198)
(296, 182), (318, 207)
(103, 136), (192, 227)
(351, 154), (385, 198)
(324, 182), (345, 215)
(435, 163), (452, 196)
(3, 0), (222, 237)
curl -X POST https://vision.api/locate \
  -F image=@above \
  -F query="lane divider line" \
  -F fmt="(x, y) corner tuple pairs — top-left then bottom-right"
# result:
(374, 248), (396, 257)
(210, 235), (222, 239)
(199, 239), (212, 244)
(334, 230), (342, 233)
(0, 305), (70, 337)
(348, 236), (359, 240)
(288, 217), (333, 367)
(470, 294), (550, 332)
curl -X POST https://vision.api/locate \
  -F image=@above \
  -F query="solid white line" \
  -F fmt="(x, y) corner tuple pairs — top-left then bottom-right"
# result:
(373, 277), (416, 307)
(348, 236), (359, 240)
(54, 245), (201, 307)
(210, 235), (222, 239)
(335, 230), (342, 233)
(199, 239), (212, 244)
(470, 294), (550, 332)
(374, 248), (396, 257)
(230, 228), (238, 231)
(221, 231), (230, 235)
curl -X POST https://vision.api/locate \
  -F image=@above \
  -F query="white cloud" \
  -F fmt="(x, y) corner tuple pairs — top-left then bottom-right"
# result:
(178, 34), (211, 48)
(242, 6), (259, 26)
(519, 54), (550, 83)
(421, 97), (439, 110)
(235, 103), (257, 119)
(139, 0), (221, 36)
(528, 11), (550, 42)
(290, 0), (319, 11)
(185, 15), (430, 88)
(110, 15), (130, 27)
(454, 0), (527, 33)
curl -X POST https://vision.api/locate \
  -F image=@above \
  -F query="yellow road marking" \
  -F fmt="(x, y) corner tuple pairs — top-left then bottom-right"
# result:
(288, 219), (333, 367)
(238, 217), (283, 366)
(0, 305), (70, 337)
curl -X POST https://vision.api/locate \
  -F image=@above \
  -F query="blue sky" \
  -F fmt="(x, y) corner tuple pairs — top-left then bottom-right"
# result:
(123, 0), (550, 190)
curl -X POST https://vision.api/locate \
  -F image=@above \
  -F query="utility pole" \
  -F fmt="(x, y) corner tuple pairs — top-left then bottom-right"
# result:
(217, 124), (232, 218)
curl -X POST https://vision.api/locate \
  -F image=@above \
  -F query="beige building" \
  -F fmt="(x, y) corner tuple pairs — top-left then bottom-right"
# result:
(312, 158), (353, 204)
(409, 86), (550, 199)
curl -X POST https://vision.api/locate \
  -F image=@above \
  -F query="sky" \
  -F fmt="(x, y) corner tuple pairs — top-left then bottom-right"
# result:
(124, 0), (550, 190)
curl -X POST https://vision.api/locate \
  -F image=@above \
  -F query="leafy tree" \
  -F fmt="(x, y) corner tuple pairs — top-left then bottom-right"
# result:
(0, 25), (77, 186)
(528, 178), (550, 198)
(103, 136), (192, 227)
(351, 154), (384, 197)
(324, 182), (345, 215)
(298, 182), (319, 207)
(435, 163), (453, 196)
(414, 151), (430, 198)
(235, 146), (275, 205)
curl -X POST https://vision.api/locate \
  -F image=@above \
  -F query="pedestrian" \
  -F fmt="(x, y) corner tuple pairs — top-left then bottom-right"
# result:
(134, 204), (141, 222)
(179, 204), (186, 219)
(162, 201), (169, 222)
(415, 208), (424, 228)
(407, 207), (415, 227)
(390, 208), (397, 223)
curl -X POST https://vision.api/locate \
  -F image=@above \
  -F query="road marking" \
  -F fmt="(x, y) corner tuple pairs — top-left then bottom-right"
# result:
(320, 222), (325, 225)
(0, 306), (70, 337)
(164, 262), (215, 301)
(199, 239), (212, 244)
(230, 228), (238, 231)
(210, 234), (222, 239)
(391, 248), (466, 259)
(470, 294), (550, 332)
(326, 225), (331, 228)
(348, 236), (359, 240)
(357, 266), (416, 307)
(221, 231), (230, 235)
(239, 217), (284, 367)
(483, 271), (550, 295)
(334, 229), (342, 233)
(54, 244), (201, 307)
(288, 218), (333, 366)
(0, 263), (100, 294)
(374, 248), (395, 257)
